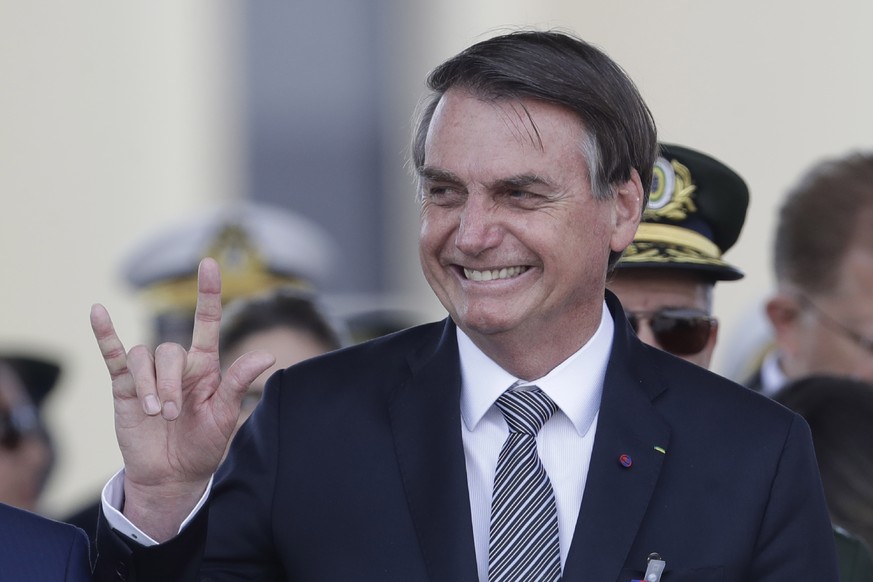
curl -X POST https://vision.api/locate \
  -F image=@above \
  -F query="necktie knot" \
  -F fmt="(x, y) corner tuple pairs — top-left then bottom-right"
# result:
(495, 386), (557, 436)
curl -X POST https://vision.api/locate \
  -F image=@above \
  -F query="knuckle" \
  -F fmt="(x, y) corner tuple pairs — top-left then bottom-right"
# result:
(103, 345), (127, 362)
(156, 378), (179, 393)
(109, 371), (129, 382)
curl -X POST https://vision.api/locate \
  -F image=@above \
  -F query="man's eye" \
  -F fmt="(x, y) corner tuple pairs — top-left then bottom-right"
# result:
(426, 186), (464, 205)
(504, 190), (543, 205)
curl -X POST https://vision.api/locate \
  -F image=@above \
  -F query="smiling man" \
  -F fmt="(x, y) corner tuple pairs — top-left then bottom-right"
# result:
(91, 31), (838, 581)
(417, 94), (640, 378)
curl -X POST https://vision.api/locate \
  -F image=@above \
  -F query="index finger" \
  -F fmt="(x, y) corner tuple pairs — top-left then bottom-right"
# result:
(190, 257), (222, 354)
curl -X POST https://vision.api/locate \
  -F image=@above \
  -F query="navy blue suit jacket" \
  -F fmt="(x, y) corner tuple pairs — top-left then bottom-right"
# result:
(0, 503), (92, 581)
(96, 293), (839, 581)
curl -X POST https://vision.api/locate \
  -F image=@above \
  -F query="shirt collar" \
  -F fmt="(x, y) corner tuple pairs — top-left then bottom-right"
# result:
(458, 301), (614, 437)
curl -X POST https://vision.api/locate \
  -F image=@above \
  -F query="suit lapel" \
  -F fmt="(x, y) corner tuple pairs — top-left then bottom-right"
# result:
(563, 294), (672, 581)
(389, 319), (479, 582)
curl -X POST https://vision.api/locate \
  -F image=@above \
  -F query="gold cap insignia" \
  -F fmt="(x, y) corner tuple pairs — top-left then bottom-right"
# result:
(645, 156), (697, 221)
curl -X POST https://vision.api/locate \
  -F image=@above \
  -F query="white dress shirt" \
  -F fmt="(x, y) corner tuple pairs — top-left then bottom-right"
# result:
(459, 302), (613, 581)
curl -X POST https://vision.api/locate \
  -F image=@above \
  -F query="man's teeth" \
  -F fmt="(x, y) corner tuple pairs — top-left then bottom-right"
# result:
(463, 266), (528, 281)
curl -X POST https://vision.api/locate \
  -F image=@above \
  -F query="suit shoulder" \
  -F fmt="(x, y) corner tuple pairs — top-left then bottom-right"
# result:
(286, 320), (446, 374)
(642, 345), (797, 429)
(266, 320), (451, 396)
(0, 503), (85, 541)
(0, 503), (90, 575)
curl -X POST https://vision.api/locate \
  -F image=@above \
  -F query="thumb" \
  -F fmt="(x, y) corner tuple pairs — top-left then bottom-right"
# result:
(221, 350), (277, 402)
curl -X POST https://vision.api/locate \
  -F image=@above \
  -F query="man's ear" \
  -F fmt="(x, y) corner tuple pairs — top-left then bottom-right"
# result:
(610, 168), (645, 253)
(765, 293), (803, 355)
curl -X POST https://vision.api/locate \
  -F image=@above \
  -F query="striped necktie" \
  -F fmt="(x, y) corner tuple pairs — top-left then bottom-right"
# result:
(488, 386), (561, 582)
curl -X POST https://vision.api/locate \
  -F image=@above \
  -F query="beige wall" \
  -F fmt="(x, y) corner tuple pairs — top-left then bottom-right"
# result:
(2, 1), (872, 516)
(0, 1), (245, 515)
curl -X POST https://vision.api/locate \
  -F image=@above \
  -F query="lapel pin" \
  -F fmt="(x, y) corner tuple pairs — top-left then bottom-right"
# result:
(619, 453), (633, 468)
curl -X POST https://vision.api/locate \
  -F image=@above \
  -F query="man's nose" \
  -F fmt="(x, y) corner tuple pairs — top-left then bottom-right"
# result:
(455, 195), (501, 255)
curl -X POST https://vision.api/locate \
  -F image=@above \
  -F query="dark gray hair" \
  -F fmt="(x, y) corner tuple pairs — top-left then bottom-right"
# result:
(412, 31), (657, 198)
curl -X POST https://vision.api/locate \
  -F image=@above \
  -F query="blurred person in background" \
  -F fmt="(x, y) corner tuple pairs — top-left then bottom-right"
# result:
(745, 151), (873, 395)
(0, 359), (92, 579)
(0, 356), (57, 512)
(607, 143), (748, 369)
(774, 375), (873, 579)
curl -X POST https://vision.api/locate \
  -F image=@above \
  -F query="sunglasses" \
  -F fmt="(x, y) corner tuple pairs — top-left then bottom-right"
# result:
(626, 308), (716, 356)
(0, 403), (41, 450)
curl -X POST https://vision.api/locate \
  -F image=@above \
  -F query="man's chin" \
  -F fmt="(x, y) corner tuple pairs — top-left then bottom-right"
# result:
(454, 311), (519, 339)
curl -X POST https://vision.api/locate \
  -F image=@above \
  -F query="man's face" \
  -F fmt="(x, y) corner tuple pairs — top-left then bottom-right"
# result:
(608, 269), (718, 368)
(771, 246), (873, 382)
(417, 89), (640, 352)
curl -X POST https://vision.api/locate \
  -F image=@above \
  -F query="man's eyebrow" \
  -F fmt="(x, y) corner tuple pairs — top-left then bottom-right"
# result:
(417, 166), (462, 184)
(417, 168), (553, 191)
(492, 174), (553, 190)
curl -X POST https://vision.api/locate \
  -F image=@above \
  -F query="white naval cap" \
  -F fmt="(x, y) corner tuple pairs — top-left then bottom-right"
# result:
(120, 201), (338, 315)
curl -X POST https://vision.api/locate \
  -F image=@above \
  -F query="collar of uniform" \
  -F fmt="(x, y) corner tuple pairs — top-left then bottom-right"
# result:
(760, 349), (789, 397)
(458, 301), (613, 437)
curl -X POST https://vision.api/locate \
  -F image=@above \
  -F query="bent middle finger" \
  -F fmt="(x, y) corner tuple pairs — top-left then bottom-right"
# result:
(127, 345), (160, 416)
(154, 342), (187, 421)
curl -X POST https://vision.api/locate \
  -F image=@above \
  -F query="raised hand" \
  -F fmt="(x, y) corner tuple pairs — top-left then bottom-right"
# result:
(90, 258), (275, 541)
